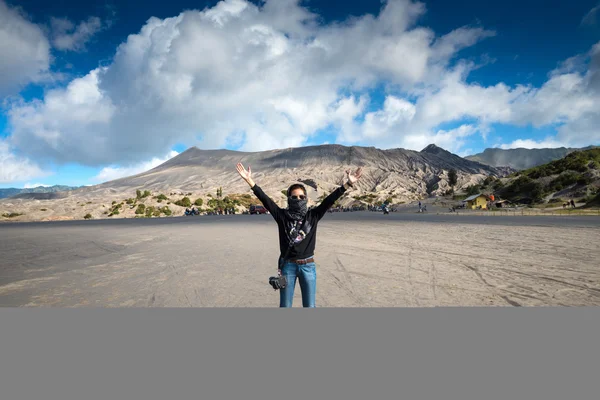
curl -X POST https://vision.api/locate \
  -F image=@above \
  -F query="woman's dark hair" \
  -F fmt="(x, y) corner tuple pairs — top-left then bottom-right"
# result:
(287, 184), (307, 197)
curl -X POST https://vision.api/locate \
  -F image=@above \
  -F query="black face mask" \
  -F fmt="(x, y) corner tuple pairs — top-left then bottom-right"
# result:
(286, 197), (308, 220)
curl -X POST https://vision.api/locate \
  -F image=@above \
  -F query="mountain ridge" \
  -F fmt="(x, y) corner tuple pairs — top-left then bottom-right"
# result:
(465, 146), (598, 170)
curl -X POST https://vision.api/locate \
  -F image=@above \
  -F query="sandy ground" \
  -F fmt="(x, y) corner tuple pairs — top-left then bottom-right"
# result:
(1, 213), (599, 307)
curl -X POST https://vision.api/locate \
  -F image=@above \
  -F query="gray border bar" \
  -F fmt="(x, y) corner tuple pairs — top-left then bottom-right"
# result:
(1, 308), (599, 400)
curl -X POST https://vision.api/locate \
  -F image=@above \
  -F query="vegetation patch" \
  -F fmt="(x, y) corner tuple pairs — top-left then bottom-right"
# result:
(161, 206), (172, 216)
(136, 190), (151, 199)
(84, 213), (92, 219)
(2, 212), (23, 218)
(154, 194), (168, 203)
(524, 148), (600, 179)
(174, 197), (192, 207)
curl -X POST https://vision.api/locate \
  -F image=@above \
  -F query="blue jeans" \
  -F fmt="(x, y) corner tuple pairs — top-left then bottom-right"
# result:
(279, 257), (316, 308)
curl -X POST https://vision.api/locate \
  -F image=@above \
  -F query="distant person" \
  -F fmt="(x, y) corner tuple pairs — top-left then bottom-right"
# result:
(236, 162), (363, 308)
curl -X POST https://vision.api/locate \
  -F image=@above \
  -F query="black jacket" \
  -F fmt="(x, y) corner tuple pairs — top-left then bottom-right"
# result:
(251, 184), (347, 260)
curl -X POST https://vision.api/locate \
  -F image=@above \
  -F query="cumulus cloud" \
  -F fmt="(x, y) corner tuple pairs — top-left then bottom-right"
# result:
(0, 140), (48, 183)
(5, 0), (496, 167)
(3, 0), (599, 175)
(50, 15), (103, 52)
(92, 150), (179, 183)
(0, 0), (51, 97)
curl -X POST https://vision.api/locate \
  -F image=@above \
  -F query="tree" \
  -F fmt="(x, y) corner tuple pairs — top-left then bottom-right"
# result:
(448, 169), (458, 192)
(466, 185), (480, 196)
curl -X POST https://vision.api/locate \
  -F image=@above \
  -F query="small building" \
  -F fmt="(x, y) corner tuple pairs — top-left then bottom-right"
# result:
(464, 193), (489, 210)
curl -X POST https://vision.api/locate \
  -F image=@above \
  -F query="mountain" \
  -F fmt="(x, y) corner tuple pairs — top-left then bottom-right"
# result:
(491, 148), (600, 204)
(81, 143), (506, 198)
(0, 185), (81, 199)
(1, 143), (511, 222)
(465, 146), (598, 170)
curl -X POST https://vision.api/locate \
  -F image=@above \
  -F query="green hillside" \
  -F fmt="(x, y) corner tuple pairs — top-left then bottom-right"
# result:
(485, 149), (600, 205)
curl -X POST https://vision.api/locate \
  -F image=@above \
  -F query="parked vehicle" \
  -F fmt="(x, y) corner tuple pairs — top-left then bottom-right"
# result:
(249, 205), (268, 215)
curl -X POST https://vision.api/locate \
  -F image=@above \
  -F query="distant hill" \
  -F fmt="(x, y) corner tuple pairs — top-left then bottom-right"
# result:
(0, 185), (81, 199)
(78, 143), (507, 202)
(490, 148), (600, 205)
(465, 146), (597, 170)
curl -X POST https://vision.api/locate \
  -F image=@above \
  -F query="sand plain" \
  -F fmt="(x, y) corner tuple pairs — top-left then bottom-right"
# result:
(1, 212), (599, 307)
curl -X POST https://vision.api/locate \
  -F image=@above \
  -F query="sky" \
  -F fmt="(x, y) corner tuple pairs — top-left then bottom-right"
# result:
(1, 0), (599, 188)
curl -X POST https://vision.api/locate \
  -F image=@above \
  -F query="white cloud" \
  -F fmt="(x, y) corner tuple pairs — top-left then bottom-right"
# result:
(23, 182), (51, 188)
(3, 0), (599, 172)
(92, 150), (179, 183)
(50, 15), (103, 52)
(5, 0), (496, 166)
(0, 0), (51, 97)
(0, 140), (48, 183)
(498, 138), (567, 150)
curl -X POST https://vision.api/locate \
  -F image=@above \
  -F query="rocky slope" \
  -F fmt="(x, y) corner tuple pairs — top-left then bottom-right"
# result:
(1, 144), (510, 222)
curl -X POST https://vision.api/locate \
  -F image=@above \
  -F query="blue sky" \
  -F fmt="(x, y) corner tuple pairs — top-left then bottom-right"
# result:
(1, 0), (599, 188)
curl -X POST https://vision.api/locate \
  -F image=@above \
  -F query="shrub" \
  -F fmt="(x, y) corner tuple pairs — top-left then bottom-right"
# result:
(194, 198), (203, 207)
(112, 210), (120, 215)
(84, 213), (92, 219)
(161, 206), (172, 216)
(174, 197), (192, 207)
(145, 206), (155, 217)
(40, 208), (47, 211)
(135, 204), (146, 214)
(126, 198), (135, 204)
(2, 212), (23, 218)
(112, 201), (117, 205)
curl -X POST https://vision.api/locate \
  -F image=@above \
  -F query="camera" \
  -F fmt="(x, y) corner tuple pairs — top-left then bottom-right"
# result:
(269, 275), (287, 290)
